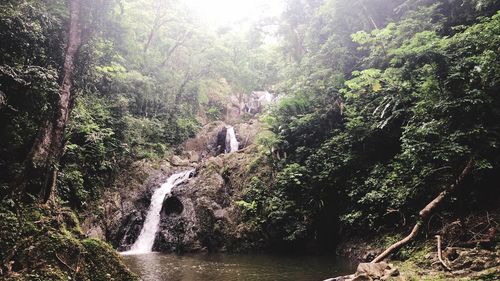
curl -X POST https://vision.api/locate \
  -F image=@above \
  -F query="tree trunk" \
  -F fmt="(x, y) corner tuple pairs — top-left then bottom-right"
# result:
(18, 0), (83, 203)
(371, 157), (475, 263)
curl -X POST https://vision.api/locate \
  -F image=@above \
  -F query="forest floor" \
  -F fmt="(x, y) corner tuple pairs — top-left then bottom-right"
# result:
(337, 211), (499, 280)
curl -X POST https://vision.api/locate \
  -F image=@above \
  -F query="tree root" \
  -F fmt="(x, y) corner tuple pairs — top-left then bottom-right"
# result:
(55, 253), (76, 273)
(435, 235), (451, 271)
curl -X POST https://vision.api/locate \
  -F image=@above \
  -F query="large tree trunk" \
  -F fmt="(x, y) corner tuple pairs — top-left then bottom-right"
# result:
(19, 0), (83, 203)
(371, 157), (475, 263)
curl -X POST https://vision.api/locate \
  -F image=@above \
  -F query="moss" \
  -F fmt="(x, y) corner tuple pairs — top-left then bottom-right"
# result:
(60, 208), (83, 235)
(0, 202), (137, 281)
(79, 239), (138, 281)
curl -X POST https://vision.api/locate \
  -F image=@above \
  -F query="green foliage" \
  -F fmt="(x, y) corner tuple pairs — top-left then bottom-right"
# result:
(0, 0), (67, 200)
(245, 0), (500, 249)
(206, 104), (224, 121)
(238, 164), (318, 246)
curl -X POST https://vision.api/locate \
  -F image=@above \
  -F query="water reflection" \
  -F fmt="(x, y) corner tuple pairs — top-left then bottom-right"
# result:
(122, 252), (355, 281)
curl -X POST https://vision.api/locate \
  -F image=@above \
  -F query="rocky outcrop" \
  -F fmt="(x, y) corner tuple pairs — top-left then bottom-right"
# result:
(106, 166), (174, 251)
(88, 119), (266, 253)
(180, 119), (261, 157)
(244, 91), (275, 114)
(111, 142), (268, 253)
(225, 95), (245, 123)
(153, 155), (243, 253)
(181, 121), (228, 156)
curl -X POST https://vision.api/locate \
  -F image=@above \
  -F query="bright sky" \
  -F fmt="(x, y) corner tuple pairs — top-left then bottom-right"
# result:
(183, 0), (285, 27)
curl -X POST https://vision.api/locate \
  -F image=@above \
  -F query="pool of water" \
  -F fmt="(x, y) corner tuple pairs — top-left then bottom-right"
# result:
(122, 252), (355, 281)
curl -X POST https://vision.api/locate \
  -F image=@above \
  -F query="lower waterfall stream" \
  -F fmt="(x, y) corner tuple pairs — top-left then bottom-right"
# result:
(122, 170), (193, 255)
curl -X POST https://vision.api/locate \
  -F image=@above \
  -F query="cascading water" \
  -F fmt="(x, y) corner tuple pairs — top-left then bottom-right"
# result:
(122, 170), (193, 255)
(225, 126), (239, 153)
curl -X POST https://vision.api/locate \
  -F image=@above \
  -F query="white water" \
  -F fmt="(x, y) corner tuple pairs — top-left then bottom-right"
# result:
(122, 170), (193, 255)
(225, 126), (239, 153)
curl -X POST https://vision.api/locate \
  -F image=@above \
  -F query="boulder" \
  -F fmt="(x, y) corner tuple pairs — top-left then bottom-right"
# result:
(181, 150), (200, 162)
(356, 262), (389, 279)
(171, 155), (190, 166)
(325, 263), (400, 281)
(85, 225), (105, 240)
(234, 119), (261, 148)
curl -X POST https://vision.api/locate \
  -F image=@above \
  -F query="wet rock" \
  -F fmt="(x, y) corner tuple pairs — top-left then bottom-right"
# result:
(95, 164), (181, 249)
(216, 126), (228, 154)
(155, 194), (201, 253)
(152, 155), (244, 253)
(115, 210), (146, 251)
(161, 196), (184, 216)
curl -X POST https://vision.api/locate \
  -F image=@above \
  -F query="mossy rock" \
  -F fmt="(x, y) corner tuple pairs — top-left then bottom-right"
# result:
(0, 203), (137, 281)
(78, 239), (138, 281)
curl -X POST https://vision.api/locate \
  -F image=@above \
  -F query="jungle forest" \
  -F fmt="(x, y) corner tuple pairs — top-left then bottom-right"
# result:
(0, 0), (499, 280)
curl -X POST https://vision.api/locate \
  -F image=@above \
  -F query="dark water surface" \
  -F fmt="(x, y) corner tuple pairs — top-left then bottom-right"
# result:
(122, 252), (355, 281)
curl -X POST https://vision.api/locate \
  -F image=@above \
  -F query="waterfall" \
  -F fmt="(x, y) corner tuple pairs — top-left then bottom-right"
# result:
(225, 126), (239, 153)
(122, 170), (193, 255)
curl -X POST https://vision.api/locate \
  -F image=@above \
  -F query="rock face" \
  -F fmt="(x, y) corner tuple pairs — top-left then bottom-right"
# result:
(180, 119), (260, 156)
(109, 170), (174, 251)
(245, 91), (275, 114)
(152, 152), (253, 253)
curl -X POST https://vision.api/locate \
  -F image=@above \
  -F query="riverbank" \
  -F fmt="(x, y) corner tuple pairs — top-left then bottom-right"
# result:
(333, 222), (499, 281)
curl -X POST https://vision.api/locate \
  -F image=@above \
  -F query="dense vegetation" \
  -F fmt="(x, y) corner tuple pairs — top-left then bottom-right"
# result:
(0, 0), (499, 279)
(240, 0), (500, 250)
